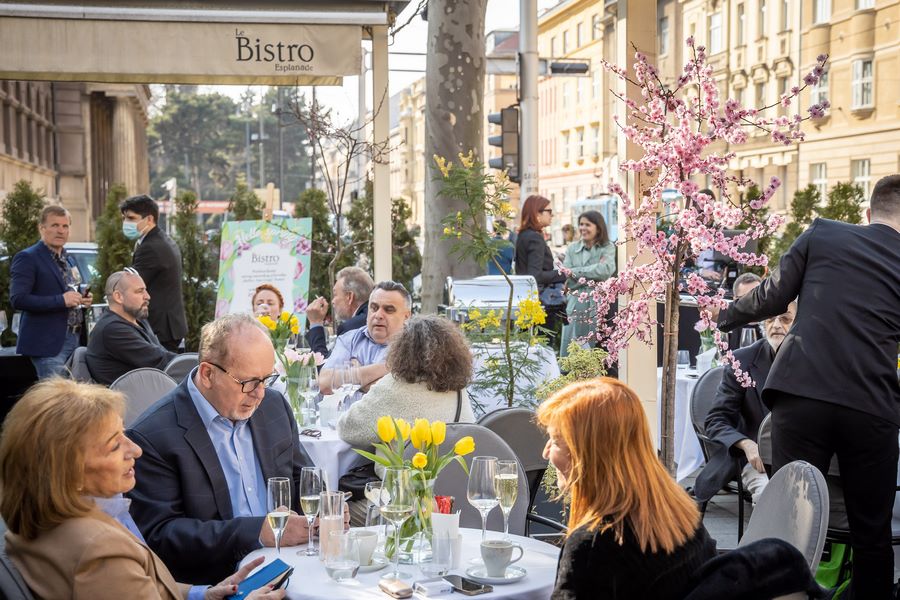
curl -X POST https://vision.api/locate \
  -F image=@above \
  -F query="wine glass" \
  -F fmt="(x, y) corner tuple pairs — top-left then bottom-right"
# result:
(739, 326), (758, 348)
(11, 312), (20, 336)
(677, 350), (690, 368)
(495, 459), (519, 540)
(381, 467), (414, 581)
(266, 477), (291, 556)
(364, 481), (386, 533)
(467, 456), (499, 543)
(0, 310), (7, 340)
(302, 374), (320, 426)
(299, 467), (323, 556)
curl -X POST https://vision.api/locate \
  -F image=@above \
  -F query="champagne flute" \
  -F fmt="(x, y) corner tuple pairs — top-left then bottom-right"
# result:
(0, 310), (7, 340)
(494, 459), (519, 540)
(266, 477), (291, 556)
(381, 467), (414, 581)
(299, 467), (323, 556)
(467, 456), (499, 543)
(11, 312), (20, 336)
(739, 326), (758, 348)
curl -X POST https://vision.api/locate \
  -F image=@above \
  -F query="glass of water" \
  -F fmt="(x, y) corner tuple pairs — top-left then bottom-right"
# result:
(325, 531), (360, 582)
(419, 531), (452, 577)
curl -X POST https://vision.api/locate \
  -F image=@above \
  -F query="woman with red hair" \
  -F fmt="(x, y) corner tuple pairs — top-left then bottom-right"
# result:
(537, 378), (716, 599)
(516, 195), (567, 344)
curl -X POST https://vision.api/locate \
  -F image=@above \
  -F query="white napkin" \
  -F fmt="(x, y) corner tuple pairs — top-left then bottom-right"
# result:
(431, 511), (459, 540)
(695, 348), (717, 373)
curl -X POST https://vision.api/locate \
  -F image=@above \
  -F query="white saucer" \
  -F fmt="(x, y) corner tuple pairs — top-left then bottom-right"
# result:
(465, 565), (527, 585)
(358, 557), (389, 573)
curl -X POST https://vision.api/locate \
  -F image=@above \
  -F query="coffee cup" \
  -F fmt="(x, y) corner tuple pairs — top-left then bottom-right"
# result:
(480, 539), (524, 578)
(348, 529), (378, 566)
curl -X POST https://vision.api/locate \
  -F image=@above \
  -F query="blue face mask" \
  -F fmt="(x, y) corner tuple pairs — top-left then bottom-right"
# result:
(122, 221), (141, 240)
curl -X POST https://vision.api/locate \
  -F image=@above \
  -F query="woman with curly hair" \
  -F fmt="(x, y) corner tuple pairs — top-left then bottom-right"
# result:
(537, 378), (716, 600)
(337, 315), (475, 449)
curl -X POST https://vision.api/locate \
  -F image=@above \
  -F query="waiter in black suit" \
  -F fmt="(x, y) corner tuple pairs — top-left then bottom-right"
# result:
(305, 266), (373, 358)
(717, 174), (900, 599)
(120, 195), (188, 352)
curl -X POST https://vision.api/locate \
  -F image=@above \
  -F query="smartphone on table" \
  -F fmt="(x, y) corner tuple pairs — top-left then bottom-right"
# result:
(442, 575), (493, 596)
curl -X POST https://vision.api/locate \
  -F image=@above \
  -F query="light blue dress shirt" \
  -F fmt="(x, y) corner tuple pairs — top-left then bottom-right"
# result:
(187, 374), (267, 519)
(323, 326), (388, 406)
(95, 495), (207, 599)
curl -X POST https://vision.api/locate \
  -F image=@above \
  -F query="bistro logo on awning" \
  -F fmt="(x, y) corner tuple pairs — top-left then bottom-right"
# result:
(234, 28), (315, 72)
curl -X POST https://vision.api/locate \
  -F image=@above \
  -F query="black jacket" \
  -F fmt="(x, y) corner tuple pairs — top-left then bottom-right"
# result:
(85, 309), (176, 385)
(718, 219), (900, 425)
(515, 229), (565, 287)
(693, 339), (773, 502)
(132, 227), (187, 344)
(127, 377), (312, 584)
(305, 302), (368, 358)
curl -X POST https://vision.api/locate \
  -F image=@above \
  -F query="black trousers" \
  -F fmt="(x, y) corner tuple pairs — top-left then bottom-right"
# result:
(770, 392), (899, 600)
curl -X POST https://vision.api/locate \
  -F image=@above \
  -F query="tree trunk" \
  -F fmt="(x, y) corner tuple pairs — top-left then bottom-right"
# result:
(421, 0), (489, 313)
(660, 282), (680, 475)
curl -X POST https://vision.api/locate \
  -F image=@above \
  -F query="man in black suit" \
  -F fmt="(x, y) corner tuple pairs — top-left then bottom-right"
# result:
(85, 269), (176, 385)
(127, 314), (317, 584)
(694, 302), (796, 506)
(717, 174), (900, 599)
(120, 195), (187, 352)
(305, 266), (373, 357)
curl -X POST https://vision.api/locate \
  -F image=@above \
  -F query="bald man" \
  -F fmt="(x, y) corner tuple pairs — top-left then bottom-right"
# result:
(85, 269), (176, 384)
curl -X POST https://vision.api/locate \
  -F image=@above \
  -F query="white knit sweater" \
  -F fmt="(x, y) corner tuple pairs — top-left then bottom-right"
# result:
(337, 373), (476, 448)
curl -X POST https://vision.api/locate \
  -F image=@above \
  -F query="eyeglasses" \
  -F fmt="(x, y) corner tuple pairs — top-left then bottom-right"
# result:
(206, 362), (279, 393)
(540, 208), (553, 215)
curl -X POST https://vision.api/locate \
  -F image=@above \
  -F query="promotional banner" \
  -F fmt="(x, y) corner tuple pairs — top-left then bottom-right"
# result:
(215, 218), (312, 328)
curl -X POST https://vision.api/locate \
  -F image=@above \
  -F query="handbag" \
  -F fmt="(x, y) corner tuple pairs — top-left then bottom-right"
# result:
(539, 282), (566, 307)
(338, 390), (464, 501)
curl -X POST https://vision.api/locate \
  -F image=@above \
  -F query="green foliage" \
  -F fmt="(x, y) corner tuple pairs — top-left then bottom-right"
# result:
(536, 343), (609, 401)
(820, 182), (865, 224)
(293, 187), (350, 301)
(345, 180), (423, 291)
(172, 190), (216, 351)
(93, 183), (132, 300)
(0, 181), (45, 345)
(228, 178), (264, 221)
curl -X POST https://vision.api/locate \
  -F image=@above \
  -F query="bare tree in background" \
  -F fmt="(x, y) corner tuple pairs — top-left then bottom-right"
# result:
(284, 96), (390, 292)
(421, 0), (489, 313)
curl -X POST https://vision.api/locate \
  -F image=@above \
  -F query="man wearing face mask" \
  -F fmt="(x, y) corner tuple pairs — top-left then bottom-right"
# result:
(693, 302), (797, 507)
(120, 195), (187, 352)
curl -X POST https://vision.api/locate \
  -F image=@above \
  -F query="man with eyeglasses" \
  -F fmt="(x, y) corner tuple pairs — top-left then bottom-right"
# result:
(127, 313), (317, 585)
(84, 269), (176, 385)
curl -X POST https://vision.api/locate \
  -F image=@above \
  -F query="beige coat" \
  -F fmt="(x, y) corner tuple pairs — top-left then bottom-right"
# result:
(5, 507), (190, 600)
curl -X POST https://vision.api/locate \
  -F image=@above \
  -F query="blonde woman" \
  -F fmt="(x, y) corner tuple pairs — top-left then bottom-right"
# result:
(537, 378), (716, 599)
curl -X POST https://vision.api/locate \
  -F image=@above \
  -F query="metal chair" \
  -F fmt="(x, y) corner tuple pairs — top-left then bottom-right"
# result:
(110, 367), (177, 427)
(64, 346), (93, 383)
(688, 365), (751, 538)
(164, 352), (199, 383)
(0, 517), (36, 599)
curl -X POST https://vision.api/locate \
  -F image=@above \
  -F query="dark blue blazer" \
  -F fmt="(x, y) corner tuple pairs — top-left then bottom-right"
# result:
(10, 241), (76, 357)
(126, 375), (313, 584)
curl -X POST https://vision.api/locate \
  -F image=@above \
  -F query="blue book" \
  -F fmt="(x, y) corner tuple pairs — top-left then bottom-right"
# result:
(226, 558), (293, 599)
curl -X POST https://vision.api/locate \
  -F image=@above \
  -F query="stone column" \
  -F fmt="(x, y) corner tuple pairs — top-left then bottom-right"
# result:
(111, 96), (139, 194)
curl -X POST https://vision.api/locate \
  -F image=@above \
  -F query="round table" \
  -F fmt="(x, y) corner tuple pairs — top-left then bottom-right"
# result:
(656, 366), (704, 482)
(298, 426), (367, 491)
(240, 527), (560, 600)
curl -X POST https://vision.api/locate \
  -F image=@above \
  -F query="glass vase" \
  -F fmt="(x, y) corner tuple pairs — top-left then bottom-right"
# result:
(385, 475), (435, 564)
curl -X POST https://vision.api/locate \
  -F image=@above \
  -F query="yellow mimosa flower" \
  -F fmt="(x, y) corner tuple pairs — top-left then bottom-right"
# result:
(453, 436), (475, 456)
(376, 416), (396, 443)
(430, 421), (446, 446)
(434, 155), (450, 178)
(412, 452), (428, 469)
(395, 418), (411, 441)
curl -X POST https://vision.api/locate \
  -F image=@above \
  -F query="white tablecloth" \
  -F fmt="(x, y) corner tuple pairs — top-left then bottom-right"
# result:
(299, 427), (367, 491)
(240, 527), (560, 600)
(656, 366), (704, 482)
(469, 343), (560, 416)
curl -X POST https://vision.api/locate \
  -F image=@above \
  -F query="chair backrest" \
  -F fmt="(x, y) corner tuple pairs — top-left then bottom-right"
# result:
(164, 352), (199, 383)
(64, 346), (93, 383)
(0, 518), (36, 599)
(688, 365), (726, 461)
(738, 460), (829, 573)
(757, 412), (773, 471)
(477, 408), (548, 508)
(405, 423), (530, 536)
(110, 368), (177, 427)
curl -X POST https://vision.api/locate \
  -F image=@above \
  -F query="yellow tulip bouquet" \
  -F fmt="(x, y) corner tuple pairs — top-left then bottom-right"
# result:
(354, 416), (475, 559)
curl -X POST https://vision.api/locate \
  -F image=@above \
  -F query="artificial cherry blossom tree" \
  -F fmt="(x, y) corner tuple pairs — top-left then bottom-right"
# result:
(584, 39), (829, 473)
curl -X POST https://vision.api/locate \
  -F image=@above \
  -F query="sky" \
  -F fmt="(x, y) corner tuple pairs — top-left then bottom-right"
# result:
(200, 0), (560, 124)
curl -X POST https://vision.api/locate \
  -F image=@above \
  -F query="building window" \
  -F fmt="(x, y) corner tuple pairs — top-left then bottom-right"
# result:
(851, 59), (873, 109)
(592, 124), (600, 156)
(737, 3), (745, 44)
(592, 14), (601, 40)
(562, 82), (569, 108)
(577, 128), (585, 159)
(813, 0), (830, 23)
(758, 0), (767, 37)
(563, 132), (570, 162)
(852, 159), (871, 198)
(778, 77), (788, 114)
(781, 0), (789, 29)
(576, 77), (585, 104)
(856, 0), (874, 8)
(550, 36), (557, 56)
(811, 163), (827, 199)
(756, 81), (766, 106)
(709, 13), (723, 53)
(576, 22), (583, 48)
(659, 16), (670, 54)
(562, 30), (569, 54)
(735, 86), (744, 106)
(810, 69), (829, 106)
(592, 68), (601, 98)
